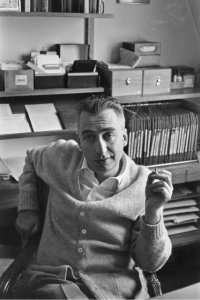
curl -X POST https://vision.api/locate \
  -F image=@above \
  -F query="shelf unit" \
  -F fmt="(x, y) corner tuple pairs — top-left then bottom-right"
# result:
(0, 11), (113, 60)
(1, 12), (200, 249)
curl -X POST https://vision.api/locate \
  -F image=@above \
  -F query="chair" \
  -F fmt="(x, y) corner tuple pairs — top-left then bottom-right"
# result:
(0, 177), (162, 299)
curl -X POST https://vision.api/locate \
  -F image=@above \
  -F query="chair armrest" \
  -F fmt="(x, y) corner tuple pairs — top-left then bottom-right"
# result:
(144, 272), (162, 297)
(0, 237), (38, 299)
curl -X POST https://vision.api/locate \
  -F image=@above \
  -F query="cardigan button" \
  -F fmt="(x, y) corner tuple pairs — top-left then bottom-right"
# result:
(80, 211), (85, 217)
(78, 247), (83, 253)
(81, 229), (87, 234)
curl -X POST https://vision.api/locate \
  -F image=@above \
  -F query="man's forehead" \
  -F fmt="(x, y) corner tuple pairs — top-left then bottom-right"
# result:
(78, 109), (124, 134)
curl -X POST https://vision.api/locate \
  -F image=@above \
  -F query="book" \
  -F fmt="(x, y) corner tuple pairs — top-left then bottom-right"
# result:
(25, 103), (62, 132)
(41, 0), (51, 12)
(24, 0), (31, 11)
(31, 0), (41, 12)
(83, 0), (89, 13)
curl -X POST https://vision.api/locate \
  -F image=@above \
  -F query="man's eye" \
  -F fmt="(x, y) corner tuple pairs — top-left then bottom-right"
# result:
(84, 135), (95, 142)
(104, 132), (115, 141)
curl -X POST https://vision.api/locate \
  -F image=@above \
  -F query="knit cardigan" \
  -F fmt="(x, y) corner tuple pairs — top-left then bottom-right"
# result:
(18, 139), (172, 299)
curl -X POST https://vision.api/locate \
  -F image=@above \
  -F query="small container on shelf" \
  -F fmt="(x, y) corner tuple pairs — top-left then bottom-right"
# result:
(4, 67), (34, 92)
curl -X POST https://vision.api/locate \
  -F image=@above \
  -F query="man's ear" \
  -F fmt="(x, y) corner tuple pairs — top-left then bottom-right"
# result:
(123, 128), (128, 147)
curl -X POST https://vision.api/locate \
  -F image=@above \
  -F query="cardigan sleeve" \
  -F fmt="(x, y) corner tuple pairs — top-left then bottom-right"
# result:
(18, 139), (78, 212)
(18, 142), (50, 212)
(130, 215), (172, 272)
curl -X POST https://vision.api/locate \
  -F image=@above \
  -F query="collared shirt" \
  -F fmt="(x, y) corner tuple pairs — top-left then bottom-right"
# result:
(79, 154), (130, 202)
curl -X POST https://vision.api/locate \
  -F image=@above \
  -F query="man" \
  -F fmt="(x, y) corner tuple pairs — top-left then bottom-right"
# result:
(15, 95), (172, 299)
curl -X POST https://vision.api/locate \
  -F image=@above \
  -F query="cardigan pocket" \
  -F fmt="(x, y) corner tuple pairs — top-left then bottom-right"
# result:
(112, 269), (142, 299)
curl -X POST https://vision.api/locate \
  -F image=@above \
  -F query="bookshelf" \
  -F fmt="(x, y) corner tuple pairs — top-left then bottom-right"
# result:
(1, 11), (200, 250)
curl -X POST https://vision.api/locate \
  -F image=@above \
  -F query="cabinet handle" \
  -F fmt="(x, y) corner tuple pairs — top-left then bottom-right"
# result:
(155, 76), (161, 86)
(125, 78), (131, 85)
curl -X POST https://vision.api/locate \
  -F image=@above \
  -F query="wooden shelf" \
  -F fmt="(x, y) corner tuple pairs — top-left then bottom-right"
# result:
(170, 229), (200, 248)
(0, 130), (76, 140)
(118, 87), (200, 104)
(0, 12), (113, 18)
(0, 87), (104, 98)
(1, 87), (200, 100)
(149, 160), (200, 184)
(1, 86), (197, 100)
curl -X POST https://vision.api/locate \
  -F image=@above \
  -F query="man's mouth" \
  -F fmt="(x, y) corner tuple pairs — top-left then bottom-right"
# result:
(95, 157), (111, 163)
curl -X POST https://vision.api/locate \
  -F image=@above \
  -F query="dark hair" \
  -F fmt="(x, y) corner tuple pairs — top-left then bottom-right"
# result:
(76, 95), (125, 124)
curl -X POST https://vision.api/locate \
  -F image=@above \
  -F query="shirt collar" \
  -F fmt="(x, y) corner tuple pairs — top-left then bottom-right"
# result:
(80, 154), (128, 188)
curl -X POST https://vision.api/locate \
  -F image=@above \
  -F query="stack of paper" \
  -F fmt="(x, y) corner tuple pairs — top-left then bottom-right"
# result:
(0, 104), (31, 135)
(25, 103), (62, 132)
(164, 184), (199, 236)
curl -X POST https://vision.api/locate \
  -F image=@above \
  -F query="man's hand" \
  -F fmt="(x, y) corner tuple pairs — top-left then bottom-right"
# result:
(15, 210), (41, 245)
(145, 169), (173, 225)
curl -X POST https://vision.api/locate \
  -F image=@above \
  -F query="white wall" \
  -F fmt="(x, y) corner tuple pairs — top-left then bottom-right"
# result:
(1, 0), (200, 69)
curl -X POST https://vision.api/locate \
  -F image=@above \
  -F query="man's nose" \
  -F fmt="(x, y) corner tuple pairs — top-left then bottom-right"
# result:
(95, 136), (107, 155)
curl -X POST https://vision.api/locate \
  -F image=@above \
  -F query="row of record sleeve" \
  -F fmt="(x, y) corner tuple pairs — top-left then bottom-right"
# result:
(123, 101), (199, 166)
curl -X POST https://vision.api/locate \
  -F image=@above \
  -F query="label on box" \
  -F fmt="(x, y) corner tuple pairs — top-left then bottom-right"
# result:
(15, 75), (28, 86)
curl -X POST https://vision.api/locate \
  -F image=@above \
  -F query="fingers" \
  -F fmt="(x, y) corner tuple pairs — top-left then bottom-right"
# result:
(149, 169), (173, 188)
(147, 169), (173, 202)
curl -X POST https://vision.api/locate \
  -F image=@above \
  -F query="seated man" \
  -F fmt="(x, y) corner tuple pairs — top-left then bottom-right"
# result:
(15, 95), (172, 299)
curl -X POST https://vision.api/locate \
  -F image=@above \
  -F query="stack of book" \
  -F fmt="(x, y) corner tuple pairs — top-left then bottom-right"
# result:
(164, 184), (199, 236)
(21, 0), (104, 13)
(124, 101), (199, 166)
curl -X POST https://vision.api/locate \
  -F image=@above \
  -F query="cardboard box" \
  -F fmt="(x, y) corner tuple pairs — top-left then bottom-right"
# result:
(122, 42), (161, 67)
(4, 69), (34, 92)
(34, 73), (67, 89)
(67, 72), (99, 88)
(123, 41), (161, 56)
(98, 67), (143, 96)
(142, 67), (171, 95)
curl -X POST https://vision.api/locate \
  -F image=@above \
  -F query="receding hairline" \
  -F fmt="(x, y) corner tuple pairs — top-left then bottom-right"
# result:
(76, 95), (125, 127)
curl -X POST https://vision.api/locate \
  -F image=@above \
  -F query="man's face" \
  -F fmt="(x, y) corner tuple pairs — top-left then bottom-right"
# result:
(78, 109), (128, 183)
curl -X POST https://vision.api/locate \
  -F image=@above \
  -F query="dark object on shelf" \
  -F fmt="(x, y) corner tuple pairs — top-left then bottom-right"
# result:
(70, 60), (97, 73)
(67, 72), (99, 88)
(34, 73), (67, 89)
(67, 60), (98, 88)
(0, 70), (4, 91)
